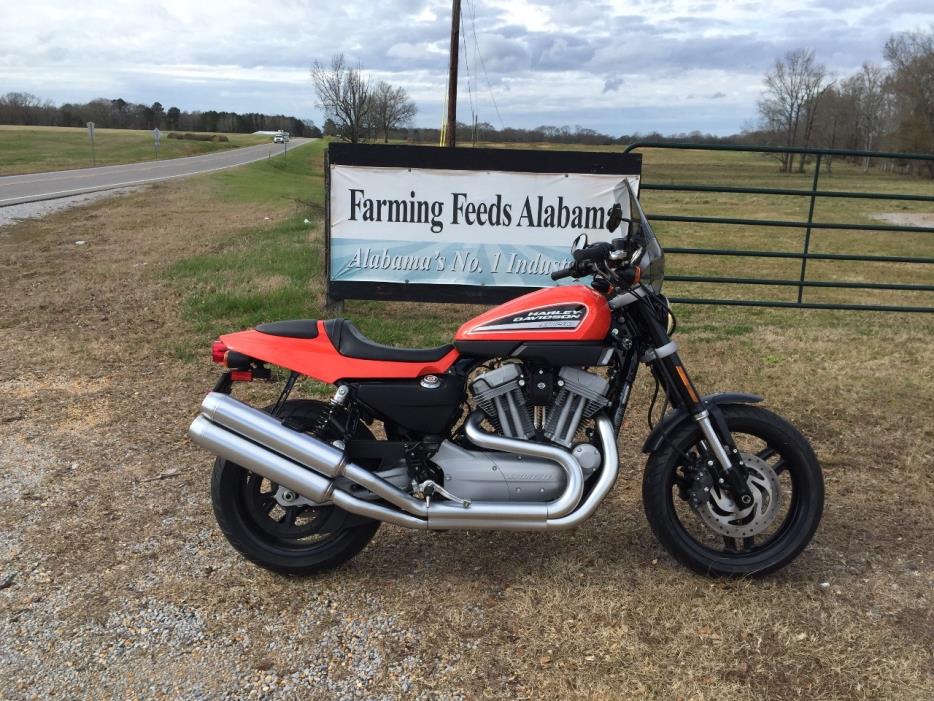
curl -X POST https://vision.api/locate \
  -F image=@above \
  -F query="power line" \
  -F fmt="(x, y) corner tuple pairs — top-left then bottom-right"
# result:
(466, 0), (505, 130)
(460, 2), (476, 127)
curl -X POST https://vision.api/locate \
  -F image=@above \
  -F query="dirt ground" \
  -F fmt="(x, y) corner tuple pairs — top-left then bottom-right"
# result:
(0, 180), (931, 700)
(871, 211), (934, 227)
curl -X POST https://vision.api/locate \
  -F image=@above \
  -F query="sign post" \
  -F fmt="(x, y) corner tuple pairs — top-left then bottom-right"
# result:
(153, 128), (161, 159)
(87, 121), (96, 166)
(325, 144), (642, 306)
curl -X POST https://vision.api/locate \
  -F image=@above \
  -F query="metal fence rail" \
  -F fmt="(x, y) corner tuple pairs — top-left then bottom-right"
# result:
(623, 142), (934, 313)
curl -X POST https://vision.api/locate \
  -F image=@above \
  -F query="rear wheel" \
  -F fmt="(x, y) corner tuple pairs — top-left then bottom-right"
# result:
(642, 404), (823, 577)
(211, 400), (379, 575)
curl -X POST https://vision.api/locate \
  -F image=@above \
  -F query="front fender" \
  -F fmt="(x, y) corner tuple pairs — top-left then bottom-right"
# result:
(641, 392), (763, 454)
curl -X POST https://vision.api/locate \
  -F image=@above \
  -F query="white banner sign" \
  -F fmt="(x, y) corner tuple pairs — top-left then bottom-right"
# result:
(329, 165), (640, 289)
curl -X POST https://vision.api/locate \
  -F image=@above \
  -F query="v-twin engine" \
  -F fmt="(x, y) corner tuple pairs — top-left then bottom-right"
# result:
(470, 363), (610, 448)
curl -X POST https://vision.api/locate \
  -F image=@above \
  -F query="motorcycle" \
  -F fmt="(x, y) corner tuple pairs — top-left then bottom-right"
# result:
(188, 180), (823, 577)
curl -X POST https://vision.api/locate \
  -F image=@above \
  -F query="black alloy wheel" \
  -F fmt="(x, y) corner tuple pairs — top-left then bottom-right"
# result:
(642, 404), (824, 577)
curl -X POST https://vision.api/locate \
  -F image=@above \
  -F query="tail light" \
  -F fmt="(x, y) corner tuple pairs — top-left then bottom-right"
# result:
(211, 340), (228, 364)
(211, 341), (250, 369)
(210, 339), (268, 382)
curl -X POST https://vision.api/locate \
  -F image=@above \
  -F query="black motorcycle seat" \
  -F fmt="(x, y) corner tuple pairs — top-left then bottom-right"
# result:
(256, 320), (319, 339)
(324, 319), (454, 362)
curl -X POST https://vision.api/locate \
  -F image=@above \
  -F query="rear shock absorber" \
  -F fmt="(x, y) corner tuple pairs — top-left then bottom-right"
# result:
(309, 384), (350, 439)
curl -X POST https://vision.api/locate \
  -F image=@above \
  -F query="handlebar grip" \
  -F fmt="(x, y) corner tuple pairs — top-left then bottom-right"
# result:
(572, 241), (613, 263)
(550, 267), (575, 281)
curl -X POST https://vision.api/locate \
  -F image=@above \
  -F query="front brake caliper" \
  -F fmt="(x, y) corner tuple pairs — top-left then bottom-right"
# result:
(686, 461), (715, 510)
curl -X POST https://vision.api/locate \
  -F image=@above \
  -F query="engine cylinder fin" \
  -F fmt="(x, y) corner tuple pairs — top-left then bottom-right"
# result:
(543, 367), (611, 447)
(470, 363), (534, 439)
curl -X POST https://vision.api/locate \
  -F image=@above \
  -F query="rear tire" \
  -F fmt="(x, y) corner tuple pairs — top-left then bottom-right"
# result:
(642, 404), (823, 577)
(210, 400), (380, 576)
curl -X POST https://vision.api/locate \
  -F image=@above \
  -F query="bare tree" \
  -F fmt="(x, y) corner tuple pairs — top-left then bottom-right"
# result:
(884, 28), (934, 174)
(758, 49), (831, 172)
(369, 81), (417, 143)
(311, 54), (371, 143)
(841, 63), (890, 170)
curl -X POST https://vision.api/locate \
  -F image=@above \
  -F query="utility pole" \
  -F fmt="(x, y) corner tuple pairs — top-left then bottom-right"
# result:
(444, 0), (461, 148)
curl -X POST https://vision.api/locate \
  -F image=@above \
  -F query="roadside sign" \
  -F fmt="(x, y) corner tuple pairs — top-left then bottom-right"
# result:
(87, 121), (96, 165)
(153, 128), (161, 159)
(325, 144), (642, 305)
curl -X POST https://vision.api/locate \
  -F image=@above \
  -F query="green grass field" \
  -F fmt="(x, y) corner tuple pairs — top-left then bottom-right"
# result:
(0, 125), (270, 175)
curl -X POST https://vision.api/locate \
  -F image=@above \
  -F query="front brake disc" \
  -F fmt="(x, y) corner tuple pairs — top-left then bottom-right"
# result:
(696, 453), (782, 538)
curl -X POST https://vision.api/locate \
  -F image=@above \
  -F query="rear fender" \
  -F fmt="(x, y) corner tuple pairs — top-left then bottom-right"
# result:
(641, 392), (763, 454)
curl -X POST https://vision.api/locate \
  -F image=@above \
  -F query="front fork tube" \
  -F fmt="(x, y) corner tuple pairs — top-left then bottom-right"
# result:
(610, 349), (640, 433)
(653, 351), (754, 507)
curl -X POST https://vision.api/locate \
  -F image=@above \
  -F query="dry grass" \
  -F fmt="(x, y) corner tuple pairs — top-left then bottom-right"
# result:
(0, 152), (932, 699)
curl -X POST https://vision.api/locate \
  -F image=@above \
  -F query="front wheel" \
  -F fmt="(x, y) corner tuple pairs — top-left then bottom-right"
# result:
(642, 404), (823, 577)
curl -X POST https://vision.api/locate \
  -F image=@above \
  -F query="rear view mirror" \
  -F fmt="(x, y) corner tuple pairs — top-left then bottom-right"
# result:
(570, 233), (588, 255)
(607, 204), (623, 233)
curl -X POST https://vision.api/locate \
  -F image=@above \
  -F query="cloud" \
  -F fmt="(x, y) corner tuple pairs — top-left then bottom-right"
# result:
(0, 0), (929, 135)
(602, 77), (624, 93)
(687, 91), (728, 100)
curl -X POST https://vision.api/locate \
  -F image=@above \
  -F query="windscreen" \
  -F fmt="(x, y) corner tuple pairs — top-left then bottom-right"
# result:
(615, 180), (665, 293)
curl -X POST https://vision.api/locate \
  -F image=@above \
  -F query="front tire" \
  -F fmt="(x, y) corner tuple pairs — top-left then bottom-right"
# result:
(210, 400), (380, 576)
(642, 404), (823, 577)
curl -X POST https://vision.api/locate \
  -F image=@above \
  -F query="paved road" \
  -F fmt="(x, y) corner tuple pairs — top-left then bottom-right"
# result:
(0, 138), (315, 207)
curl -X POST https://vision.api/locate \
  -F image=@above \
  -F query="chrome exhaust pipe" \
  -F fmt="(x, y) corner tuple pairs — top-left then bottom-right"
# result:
(546, 413), (618, 530)
(462, 412), (583, 519)
(188, 393), (619, 531)
(189, 415), (333, 503)
(200, 392), (429, 518)
(198, 393), (584, 521)
(188, 415), (426, 529)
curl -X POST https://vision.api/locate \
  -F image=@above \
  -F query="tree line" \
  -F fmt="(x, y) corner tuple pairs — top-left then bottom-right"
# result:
(0, 93), (320, 137)
(752, 27), (934, 175)
(311, 54), (735, 147)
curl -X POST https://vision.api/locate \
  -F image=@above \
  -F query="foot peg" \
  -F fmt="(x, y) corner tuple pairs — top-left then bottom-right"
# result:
(413, 479), (471, 509)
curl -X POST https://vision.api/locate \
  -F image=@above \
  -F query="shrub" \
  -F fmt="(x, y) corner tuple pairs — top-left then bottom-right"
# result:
(166, 132), (230, 142)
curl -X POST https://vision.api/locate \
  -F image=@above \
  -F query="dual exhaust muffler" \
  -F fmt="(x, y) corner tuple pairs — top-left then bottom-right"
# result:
(188, 392), (618, 531)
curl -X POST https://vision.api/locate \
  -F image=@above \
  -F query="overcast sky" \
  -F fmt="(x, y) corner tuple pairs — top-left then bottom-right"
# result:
(1, 1), (932, 135)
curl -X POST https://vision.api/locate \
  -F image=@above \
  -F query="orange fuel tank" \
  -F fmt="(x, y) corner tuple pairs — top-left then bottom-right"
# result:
(456, 285), (611, 342)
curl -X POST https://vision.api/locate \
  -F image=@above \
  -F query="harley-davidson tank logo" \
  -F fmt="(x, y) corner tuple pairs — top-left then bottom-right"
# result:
(471, 304), (587, 333)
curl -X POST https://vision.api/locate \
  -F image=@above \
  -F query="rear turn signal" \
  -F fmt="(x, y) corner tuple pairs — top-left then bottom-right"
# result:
(211, 340), (228, 364)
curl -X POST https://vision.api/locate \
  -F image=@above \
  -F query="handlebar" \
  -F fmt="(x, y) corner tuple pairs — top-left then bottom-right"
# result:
(550, 266), (576, 281)
(572, 241), (613, 263)
(552, 238), (640, 284)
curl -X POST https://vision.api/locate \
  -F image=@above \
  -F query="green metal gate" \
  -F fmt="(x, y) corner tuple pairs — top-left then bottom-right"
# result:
(624, 142), (934, 313)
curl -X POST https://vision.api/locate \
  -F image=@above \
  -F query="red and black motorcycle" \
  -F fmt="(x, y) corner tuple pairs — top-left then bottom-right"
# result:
(189, 182), (823, 577)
